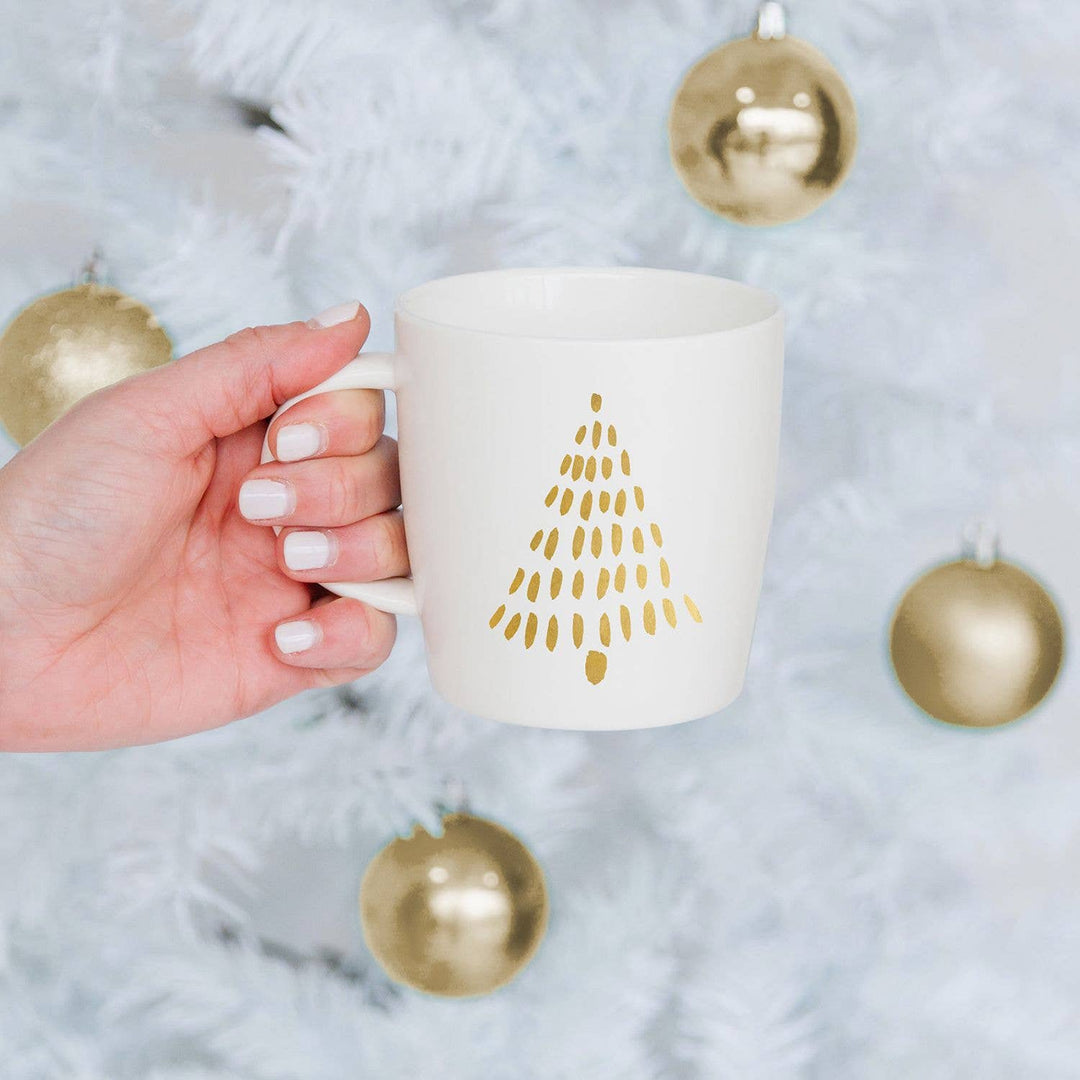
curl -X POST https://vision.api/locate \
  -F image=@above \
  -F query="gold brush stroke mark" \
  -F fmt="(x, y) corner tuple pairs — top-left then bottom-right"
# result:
(586, 650), (607, 684)
(663, 598), (677, 628)
(490, 391), (705, 687)
(597, 567), (610, 599)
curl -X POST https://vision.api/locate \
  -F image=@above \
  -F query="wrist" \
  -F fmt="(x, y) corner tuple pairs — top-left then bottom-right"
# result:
(0, 523), (24, 707)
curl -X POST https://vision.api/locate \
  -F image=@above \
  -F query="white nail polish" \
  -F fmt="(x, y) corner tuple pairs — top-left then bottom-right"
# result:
(284, 530), (336, 571)
(276, 422), (326, 462)
(239, 479), (294, 520)
(308, 300), (360, 328)
(275, 619), (321, 654)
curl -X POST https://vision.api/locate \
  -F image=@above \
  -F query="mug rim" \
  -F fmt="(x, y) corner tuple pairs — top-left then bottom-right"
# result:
(393, 265), (781, 344)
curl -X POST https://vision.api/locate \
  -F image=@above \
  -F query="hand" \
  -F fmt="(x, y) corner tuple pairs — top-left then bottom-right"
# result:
(0, 302), (406, 750)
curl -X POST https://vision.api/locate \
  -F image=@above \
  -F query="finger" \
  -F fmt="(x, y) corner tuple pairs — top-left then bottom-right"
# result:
(272, 596), (397, 679)
(268, 387), (385, 463)
(277, 511), (409, 582)
(124, 301), (371, 456)
(238, 436), (399, 527)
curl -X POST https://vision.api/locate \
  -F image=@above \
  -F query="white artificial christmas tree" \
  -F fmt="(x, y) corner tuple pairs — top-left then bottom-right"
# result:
(2, 0), (1080, 1075)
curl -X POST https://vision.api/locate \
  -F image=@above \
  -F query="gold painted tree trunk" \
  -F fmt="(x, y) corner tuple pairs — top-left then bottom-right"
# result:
(490, 393), (702, 685)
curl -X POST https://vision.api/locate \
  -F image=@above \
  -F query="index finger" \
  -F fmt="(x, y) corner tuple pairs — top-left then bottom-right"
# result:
(268, 388), (386, 462)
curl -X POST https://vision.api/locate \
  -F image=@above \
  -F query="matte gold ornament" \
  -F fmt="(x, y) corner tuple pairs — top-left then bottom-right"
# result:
(360, 813), (548, 997)
(889, 532), (1065, 728)
(668, 1), (857, 226)
(0, 278), (172, 445)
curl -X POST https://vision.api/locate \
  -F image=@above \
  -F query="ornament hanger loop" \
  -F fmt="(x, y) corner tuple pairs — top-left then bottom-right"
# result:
(441, 775), (471, 814)
(755, 1), (786, 40)
(78, 247), (106, 286)
(961, 519), (1000, 568)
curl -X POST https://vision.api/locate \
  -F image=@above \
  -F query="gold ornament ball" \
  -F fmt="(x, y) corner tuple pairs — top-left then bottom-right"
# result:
(668, 31), (857, 225)
(0, 283), (173, 445)
(889, 558), (1065, 728)
(360, 813), (549, 997)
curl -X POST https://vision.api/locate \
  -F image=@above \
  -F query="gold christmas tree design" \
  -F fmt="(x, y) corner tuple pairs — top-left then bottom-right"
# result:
(489, 392), (702, 685)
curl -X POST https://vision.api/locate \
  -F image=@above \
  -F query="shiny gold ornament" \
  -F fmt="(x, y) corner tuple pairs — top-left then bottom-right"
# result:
(0, 282), (172, 445)
(360, 813), (548, 997)
(668, 1), (857, 226)
(889, 544), (1065, 729)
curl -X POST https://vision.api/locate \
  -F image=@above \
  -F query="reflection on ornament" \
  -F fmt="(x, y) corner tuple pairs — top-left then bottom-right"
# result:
(0, 282), (172, 445)
(889, 537), (1064, 728)
(359, 813), (548, 997)
(668, 1), (857, 225)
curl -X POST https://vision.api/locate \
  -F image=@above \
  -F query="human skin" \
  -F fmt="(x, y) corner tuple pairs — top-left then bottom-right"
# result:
(0, 301), (408, 751)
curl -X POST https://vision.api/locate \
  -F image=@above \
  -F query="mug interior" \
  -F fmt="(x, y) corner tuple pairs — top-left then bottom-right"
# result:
(395, 267), (778, 341)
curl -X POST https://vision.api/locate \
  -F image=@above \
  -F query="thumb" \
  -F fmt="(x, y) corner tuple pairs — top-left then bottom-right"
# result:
(127, 301), (371, 455)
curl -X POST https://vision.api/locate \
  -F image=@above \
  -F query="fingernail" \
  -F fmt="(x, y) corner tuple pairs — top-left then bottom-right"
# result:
(308, 300), (360, 328)
(276, 422), (326, 462)
(275, 619), (321, 654)
(238, 478), (295, 521)
(283, 530), (337, 571)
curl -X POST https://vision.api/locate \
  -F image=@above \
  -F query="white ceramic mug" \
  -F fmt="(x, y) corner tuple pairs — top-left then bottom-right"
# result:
(263, 267), (783, 730)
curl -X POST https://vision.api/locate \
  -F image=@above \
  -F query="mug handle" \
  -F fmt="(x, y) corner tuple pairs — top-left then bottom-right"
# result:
(259, 351), (419, 617)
